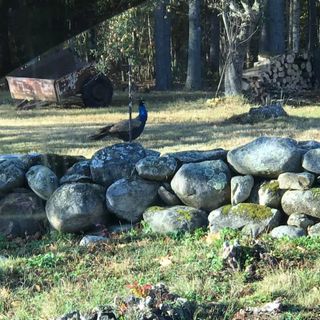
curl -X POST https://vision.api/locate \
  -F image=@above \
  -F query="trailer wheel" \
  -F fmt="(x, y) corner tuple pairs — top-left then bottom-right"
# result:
(81, 73), (113, 107)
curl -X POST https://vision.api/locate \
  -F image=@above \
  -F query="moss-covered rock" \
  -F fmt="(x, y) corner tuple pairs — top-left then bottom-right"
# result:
(258, 180), (283, 209)
(208, 203), (282, 238)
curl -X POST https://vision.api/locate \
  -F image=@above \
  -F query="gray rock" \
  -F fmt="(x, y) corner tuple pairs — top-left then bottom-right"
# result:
(143, 206), (208, 234)
(302, 149), (320, 174)
(145, 149), (161, 158)
(90, 143), (146, 187)
(60, 160), (92, 184)
(297, 140), (320, 153)
(278, 172), (315, 190)
(46, 183), (108, 233)
(208, 203), (282, 237)
(248, 179), (267, 204)
(308, 223), (320, 236)
(158, 185), (182, 206)
(270, 225), (306, 238)
(281, 189), (320, 219)
(227, 137), (302, 178)
(79, 235), (109, 246)
(248, 104), (288, 122)
(258, 180), (282, 209)
(106, 178), (159, 223)
(164, 148), (227, 164)
(0, 188), (46, 237)
(231, 175), (254, 205)
(26, 165), (59, 200)
(135, 156), (177, 181)
(287, 213), (315, 230)
(0, 159), (26, 193)
(171, 160), (231, 212)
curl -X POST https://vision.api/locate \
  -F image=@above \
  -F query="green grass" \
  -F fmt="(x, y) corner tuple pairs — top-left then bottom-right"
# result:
(2, 90), (320, 319)
(1, 229), (320, 319)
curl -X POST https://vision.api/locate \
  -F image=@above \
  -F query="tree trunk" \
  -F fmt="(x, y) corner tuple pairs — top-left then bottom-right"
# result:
(209, 9), (220, 75)
(260, 0), (285, 56)
(308, 0), (318, 52)
(154, 0), (172, 90)
(0, 0), (10, 77)
(222, 0), (264, 96)
(224, 48), (247, 95)
(291, 0), (300, 53)
(185, 0), (202, 90)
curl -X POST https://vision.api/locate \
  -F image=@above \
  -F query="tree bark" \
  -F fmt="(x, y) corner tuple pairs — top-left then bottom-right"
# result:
(260, 0), (285, 56)
(291, 0), (300, 53)
(209, 9), (220, 75)
(185, 0), (202, 90)
(154, 0), (172, 91)
(222, 0), (264, 96)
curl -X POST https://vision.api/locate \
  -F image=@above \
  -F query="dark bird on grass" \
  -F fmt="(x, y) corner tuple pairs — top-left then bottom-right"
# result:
(89, 100), (148, 142)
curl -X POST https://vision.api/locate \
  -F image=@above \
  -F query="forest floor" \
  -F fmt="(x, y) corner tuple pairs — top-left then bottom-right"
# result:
(1, 90), (320, 319)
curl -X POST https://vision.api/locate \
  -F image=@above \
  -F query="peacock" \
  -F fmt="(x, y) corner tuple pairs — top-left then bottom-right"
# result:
(89, 99), (148, 142)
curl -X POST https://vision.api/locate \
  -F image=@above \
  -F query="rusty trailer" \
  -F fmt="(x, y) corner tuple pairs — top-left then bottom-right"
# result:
(6, 48), (113, 108)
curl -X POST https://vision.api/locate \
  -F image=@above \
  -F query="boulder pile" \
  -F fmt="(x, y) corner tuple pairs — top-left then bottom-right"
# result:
(1, 137), (320, 239)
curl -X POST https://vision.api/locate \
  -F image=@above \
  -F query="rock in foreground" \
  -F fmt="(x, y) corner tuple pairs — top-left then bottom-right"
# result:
(46, 183), (108, 233)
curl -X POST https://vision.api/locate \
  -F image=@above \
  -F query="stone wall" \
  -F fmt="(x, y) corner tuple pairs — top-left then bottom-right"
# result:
(1, 136), (320, 239)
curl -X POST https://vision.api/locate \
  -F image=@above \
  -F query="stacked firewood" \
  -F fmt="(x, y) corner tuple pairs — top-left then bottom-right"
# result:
(242, 52), (314, 101)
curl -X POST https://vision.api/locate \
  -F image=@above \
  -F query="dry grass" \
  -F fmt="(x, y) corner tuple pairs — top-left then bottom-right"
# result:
(1, 90), (320, 158)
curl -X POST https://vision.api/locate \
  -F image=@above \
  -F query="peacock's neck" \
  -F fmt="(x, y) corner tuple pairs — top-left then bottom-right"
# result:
(139, 106), (148, 122)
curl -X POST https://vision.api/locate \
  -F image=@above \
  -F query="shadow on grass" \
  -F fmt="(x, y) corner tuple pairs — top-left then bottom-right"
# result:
(1, 114), (320, 155)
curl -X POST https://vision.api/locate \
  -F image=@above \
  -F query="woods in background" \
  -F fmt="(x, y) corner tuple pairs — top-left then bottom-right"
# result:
(1, 0), (320, 97)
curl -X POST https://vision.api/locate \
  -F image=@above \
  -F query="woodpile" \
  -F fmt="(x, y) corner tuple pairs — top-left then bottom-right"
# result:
(242, 52), (314, 102)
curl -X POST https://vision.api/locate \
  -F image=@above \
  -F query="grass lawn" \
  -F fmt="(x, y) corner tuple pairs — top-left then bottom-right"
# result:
(1, 90), (320, 319)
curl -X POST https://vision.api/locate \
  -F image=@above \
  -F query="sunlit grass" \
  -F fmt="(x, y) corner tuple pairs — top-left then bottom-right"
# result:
(2, 90), (320, 319)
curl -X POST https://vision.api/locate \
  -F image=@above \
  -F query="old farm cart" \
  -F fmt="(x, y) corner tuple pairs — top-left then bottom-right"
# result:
(6, 48), (113, 108)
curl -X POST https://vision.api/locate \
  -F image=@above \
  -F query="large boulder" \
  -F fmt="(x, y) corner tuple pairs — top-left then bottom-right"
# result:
(227, 137), (302, 178)
(208, 203), (282, 238)
(60, 160), (92, 184)
(106, 178), (159, 223)
(278, 172), (315, 190)
(143, 206), (207, 234)
(26, 165), (59, 200)
(135, 156), (177, 181)
(46, 183), (108, 233)
(0, 189), (46, 237)
(248, 104), (288, 122)
(281, 189), (320, 219)
(0, 159), (26, 194)
(302, 149), (320, 174)
(171, 160), (231, 212)
(90, 143), (146, 187)
(231, 175), (254, 205)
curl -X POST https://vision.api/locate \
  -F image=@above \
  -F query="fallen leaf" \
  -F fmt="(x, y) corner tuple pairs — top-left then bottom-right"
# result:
(157, 255), (173, 268)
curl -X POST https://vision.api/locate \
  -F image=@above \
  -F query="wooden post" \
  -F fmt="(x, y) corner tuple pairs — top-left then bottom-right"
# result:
(128, 58), (133, 143)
